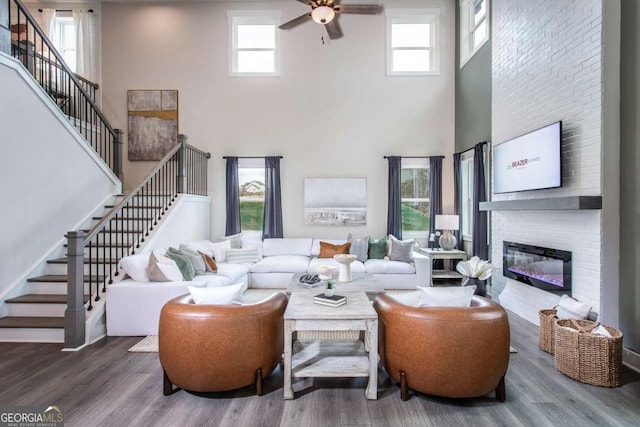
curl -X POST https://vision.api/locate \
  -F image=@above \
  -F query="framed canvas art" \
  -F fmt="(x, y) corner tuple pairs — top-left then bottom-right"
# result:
(127, 90), (178, 161)
(304, 178), (367, 226)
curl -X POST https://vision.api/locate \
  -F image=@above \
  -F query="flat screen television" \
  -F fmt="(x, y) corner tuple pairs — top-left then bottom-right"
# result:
(493, 121), (562, 194)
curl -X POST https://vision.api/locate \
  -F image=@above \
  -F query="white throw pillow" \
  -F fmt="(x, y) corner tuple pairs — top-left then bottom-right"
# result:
(188, 283), (245, 305)
(184, 240), (216, 257)
(185, 239), (231, 262)
(147, 252), (183, 282)
(118, 253), (151, 282)
(556, 294), (591, 319)
(225, 247), (260, 264)
(417, 285), (476, 307)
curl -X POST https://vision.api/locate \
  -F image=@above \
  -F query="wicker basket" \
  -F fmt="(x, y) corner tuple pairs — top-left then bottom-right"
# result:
(538, 308), (558, 354)
(554, 319), (623, 387)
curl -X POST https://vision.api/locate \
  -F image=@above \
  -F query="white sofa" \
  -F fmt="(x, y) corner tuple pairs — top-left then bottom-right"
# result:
(107, 262), (251, 336)
(106, 237), (429, 336)
(249, 238), (430, 289)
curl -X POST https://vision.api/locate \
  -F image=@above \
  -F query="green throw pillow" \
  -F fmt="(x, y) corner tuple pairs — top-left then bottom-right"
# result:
(368, 237), (388, 259)
(166, 248), (196, 281)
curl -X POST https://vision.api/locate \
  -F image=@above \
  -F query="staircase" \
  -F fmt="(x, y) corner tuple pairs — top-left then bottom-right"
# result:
(0, 197), (122, 342)
(2, 1), (211, 348)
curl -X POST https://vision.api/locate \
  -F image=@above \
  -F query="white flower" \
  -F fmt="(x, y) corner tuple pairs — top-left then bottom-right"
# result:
(456, 256), (493, 280)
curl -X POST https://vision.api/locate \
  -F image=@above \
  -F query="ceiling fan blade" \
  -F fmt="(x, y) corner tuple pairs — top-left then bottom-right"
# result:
(335, 4), (382, 14)
(325, 19), (343, 40)
(279, 13), (312, 30)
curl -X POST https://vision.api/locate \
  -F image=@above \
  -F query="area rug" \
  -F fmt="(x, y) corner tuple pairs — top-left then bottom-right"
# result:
(128, 335), (158, 353)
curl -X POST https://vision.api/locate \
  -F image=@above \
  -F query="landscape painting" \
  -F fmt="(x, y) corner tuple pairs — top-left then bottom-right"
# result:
(304, 178), (366, 226)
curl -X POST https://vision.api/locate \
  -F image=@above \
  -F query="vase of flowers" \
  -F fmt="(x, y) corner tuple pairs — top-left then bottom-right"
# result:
(456, 256), (493, 297)
(324, 279), (335, 297)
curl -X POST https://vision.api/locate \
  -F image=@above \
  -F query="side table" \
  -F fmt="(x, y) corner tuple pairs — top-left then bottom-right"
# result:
(418, 248), (468, 285)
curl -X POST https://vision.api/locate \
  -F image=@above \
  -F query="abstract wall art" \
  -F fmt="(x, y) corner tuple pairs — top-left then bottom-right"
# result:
(127, 90), (178, 161)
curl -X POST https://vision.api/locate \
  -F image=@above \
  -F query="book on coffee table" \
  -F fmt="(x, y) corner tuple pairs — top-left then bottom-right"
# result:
(313, 294), (347, 307)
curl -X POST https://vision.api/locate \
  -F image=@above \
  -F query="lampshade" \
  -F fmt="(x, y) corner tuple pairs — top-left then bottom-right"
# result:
(311, 6), (336, 24)
(435, 214), (459, 231)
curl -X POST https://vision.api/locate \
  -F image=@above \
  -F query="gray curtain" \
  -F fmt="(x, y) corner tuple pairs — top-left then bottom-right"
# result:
(472, 143), (489, 259)
(262, 156), (283, 239)
(453, 152), (463, 250)
(225, 157), (241, 236)
(430, 156), (443, 268)
(386, 156), (402, 238)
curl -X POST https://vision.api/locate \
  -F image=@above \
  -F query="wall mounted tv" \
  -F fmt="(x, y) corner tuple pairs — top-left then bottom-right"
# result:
(493, 121), (562, 194)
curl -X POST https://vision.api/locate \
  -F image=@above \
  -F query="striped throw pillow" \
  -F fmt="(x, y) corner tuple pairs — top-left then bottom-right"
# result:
(225, 247), (260, 264)
(388, 235), (415, 263)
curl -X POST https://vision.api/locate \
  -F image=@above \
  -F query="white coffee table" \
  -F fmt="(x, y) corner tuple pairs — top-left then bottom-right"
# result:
(283, 291), (378, 400)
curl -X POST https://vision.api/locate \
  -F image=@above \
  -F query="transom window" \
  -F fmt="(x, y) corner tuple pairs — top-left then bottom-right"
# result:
(460, 0), (491, 68)
(228, 11), (281, 76)
(386, 9), (440, 76)
(401, 159), (430, 236)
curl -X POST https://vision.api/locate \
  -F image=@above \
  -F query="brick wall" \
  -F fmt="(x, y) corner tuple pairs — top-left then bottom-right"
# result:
(491, 0), (604, 324)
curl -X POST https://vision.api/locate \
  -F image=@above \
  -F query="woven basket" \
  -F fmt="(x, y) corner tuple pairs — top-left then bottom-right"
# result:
(554, 319), (623, 387)
(538, 308), (558, 354)
(539, 308), (558, 354)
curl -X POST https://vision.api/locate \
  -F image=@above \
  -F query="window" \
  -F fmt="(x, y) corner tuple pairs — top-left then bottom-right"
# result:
(460, 153), (474, 239)
(400, 159), (430, 236)
(228, 11), (281, 76)
(53, 16), (76, 72)
(386, 9), (440, 76)
(238, 159), (265, 231)
(459, 0), (490, 68)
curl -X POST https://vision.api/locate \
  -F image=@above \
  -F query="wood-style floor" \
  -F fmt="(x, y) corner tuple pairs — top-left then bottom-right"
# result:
(1, 312), (639, 427)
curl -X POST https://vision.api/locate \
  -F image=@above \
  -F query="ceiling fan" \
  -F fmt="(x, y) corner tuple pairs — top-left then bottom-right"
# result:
(279, 0), (383, 40)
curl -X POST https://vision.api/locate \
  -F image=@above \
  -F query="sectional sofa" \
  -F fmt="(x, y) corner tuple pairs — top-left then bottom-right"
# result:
(106, 237), (430, 336)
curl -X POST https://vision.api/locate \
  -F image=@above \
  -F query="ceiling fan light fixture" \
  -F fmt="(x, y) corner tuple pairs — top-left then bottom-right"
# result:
(311, 6), (336, 25)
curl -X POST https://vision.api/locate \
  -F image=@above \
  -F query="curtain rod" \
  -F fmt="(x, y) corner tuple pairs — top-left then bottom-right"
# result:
(383, 155), (444, 159)
(39, 8), (94, 13)
(222, 156), (283, 159)
(454, 141), (489, 156)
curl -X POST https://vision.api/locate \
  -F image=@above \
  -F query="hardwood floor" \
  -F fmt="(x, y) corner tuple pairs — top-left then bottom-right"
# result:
(0, 312), (639, 427)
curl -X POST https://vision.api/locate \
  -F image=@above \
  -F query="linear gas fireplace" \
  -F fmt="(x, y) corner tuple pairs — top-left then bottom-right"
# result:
(503, 241), (572, 295)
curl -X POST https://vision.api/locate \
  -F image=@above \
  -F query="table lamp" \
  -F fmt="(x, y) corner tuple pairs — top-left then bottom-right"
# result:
(435, 214), (459, 251)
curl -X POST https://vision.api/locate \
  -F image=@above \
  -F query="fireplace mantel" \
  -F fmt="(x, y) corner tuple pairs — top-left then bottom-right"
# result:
(479, 196), (602, 211)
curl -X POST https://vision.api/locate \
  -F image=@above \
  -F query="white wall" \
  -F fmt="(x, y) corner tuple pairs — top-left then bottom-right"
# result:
(100, 0), (456, 239)
(140, 194), (211, 253)
(0, 53), (120, 295)
(491, 0), (619, 324)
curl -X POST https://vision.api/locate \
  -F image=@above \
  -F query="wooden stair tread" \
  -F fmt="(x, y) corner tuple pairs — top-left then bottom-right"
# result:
(5, 294), (89, 304)
(47, 258), (118, 265)
(64, 242), (132, 248)
(27, 275), (105, 283)
(0, 316), (65, 329)
(93, 216), (156, 221)
(104, 205), (166, 209)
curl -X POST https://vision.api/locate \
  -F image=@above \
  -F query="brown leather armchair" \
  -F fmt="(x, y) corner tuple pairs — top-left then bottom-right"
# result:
(159, 292), (288, 396)
(373, 293), (510, 401)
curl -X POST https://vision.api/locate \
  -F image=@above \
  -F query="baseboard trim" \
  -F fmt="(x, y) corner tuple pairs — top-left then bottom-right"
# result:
(623, 347), (640, 374)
